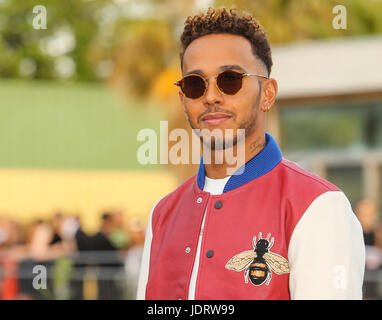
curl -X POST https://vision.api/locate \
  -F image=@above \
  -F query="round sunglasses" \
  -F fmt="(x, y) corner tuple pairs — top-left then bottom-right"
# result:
(174, 70), (269, 99)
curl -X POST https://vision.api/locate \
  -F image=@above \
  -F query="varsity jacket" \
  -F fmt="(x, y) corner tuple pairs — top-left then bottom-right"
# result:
(137, 133), (365, 300)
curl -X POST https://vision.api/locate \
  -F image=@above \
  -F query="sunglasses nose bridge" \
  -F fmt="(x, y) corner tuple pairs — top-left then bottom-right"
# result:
(204, 75), (216, 81)
(203, 75), (224, 99)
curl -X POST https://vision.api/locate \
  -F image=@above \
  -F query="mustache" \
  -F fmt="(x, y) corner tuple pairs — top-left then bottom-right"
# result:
(197, 107), (236, 123)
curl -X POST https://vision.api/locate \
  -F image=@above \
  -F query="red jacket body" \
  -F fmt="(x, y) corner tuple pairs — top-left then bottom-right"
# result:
(145, 133), (340, 299)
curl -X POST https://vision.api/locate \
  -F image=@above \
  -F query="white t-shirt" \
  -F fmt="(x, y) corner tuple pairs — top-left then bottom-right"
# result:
(188, 176), (230, 299)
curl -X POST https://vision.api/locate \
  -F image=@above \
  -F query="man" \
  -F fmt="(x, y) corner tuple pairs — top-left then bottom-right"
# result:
(137, 7), (365, 300)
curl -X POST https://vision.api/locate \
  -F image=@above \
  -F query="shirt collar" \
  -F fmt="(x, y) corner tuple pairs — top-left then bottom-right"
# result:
(196, 132), (282, 193)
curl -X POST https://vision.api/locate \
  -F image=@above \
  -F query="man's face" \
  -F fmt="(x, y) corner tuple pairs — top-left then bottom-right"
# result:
(180, 33), (267, 150)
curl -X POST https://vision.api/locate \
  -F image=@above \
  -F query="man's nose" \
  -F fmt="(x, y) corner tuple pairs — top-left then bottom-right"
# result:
(203, 78), (223, 105)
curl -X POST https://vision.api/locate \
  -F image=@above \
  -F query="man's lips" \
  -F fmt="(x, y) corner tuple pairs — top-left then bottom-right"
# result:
(201, 113), (232, 125)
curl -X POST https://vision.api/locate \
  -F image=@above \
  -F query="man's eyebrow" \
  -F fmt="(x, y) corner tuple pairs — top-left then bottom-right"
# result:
(184, 69), (204, 76)
(183, 65), (246, 76)
(218, 65), (247, 72)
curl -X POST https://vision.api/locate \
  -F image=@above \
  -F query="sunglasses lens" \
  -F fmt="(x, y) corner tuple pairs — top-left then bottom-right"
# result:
(217, 71), (243, 95)
(181, 75), (206, 99)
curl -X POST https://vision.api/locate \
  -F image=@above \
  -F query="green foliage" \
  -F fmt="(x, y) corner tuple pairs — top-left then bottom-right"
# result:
(214, 0), (382, 43)
(0, 0), (109, 81)
(0, 0), (381, 97)
(97, 18), (176, 96)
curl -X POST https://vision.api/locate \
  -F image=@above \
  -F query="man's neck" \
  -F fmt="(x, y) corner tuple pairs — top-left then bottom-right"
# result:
(204, 132), (266, 179)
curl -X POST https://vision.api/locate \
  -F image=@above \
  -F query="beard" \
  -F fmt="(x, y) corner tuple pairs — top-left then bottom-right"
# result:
(185, 81), (262, 151)
(186, 103), (259, 151)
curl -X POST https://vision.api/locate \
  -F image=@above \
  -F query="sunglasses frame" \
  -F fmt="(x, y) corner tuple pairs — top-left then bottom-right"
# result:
(174, 70), (269, 99)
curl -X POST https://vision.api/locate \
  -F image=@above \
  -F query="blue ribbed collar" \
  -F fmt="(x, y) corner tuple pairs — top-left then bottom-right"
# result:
(196, 132), (282, 193)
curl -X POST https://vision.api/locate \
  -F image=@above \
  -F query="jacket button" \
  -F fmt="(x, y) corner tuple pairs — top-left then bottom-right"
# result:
(206, 250), (214, 258)
(185, 247), (191, 254)
(214, 201), (222, 209)
(196, 197), (203, 204)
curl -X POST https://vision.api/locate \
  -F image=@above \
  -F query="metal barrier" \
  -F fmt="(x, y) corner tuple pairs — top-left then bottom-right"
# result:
(0, 251), (138, 300)
(2, 251), (381, 299)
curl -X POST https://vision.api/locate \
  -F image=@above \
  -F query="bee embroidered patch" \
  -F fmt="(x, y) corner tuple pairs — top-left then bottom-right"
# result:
(225, 232), (290, 286)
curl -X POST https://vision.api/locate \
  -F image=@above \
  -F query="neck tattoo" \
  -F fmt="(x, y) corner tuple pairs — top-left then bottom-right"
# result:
(249, 136), (266, 154)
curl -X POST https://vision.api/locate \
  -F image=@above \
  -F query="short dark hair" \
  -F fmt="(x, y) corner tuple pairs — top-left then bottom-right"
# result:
(180, 7), (273, 76)
(102, 213), (112, 221)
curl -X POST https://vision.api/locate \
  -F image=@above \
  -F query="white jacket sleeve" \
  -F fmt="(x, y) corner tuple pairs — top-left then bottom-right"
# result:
(136, 202), (155, 300)
(288, 191), (365, 299)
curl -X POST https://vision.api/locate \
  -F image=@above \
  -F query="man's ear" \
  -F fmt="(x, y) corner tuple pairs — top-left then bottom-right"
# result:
(261, 78), (278, 112)
(179, 90), (185, 104)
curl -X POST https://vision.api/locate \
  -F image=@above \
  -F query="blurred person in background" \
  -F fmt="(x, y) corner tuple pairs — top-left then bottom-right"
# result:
(0, 217), (23, 299)
(5, 215), (78, 299)
(0, 217), (22, 249)
(28, 215), (76, 261)
(124, 217), (145, 300)
(92, 213), (119, 251)
(90, 212), (125, 300)
(356, 199), (378, 246)
(1, 219), (45, 299)
(71, 216), (93, 300)
(356, 199), (381, 299)
(70, 212), (129, 300)
(108, 210), (131, 250)
(374, 224), (382, 251)
(49, 212), (64, 246)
